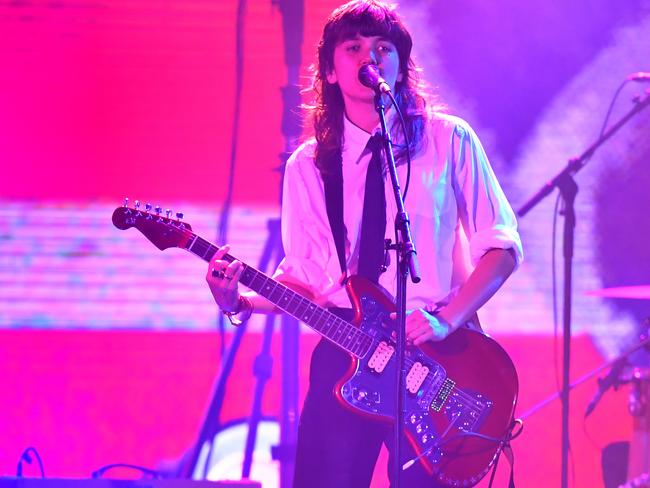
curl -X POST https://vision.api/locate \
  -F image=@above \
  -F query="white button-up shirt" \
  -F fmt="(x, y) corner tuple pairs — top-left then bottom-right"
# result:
(273, 112), (523, 309)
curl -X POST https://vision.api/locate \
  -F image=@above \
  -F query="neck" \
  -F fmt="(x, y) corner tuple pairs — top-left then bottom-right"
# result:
(343, 97), (380, 134)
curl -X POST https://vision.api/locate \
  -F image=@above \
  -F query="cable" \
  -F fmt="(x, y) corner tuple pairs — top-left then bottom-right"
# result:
(16, 446), (45, 478)
(385, 90), (412, 202)
(599, 79), (630, 138)
(402, 418), (524, 471)
(91, 463), (162, 479)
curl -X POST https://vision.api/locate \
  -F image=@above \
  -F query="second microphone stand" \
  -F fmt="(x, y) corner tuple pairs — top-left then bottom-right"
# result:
(518, 88), (650, 488)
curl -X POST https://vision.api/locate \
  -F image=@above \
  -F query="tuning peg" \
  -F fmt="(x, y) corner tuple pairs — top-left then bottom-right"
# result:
(166, 209), (172, 219)
(155, 205), (162, 215)
(145, 203), (152, 212)
(176, 212), (184, 220)
(134, 200), (141, 210)
(123, 197), (129, 207)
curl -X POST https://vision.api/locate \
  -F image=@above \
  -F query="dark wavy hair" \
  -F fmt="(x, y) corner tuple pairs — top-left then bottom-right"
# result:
(307, 0), (438, 175)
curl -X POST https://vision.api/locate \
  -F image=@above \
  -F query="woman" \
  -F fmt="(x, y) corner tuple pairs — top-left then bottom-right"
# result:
(207, 1), (523, 486)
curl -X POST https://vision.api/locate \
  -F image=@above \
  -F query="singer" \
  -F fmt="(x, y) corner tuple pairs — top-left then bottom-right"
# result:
(206, 1), (523, 486)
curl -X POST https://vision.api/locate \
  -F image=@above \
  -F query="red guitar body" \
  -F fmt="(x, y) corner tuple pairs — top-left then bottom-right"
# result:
(331, 276), (518, 486)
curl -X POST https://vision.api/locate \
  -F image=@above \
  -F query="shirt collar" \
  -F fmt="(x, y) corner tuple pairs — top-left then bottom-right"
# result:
(342, 109), (397, 165)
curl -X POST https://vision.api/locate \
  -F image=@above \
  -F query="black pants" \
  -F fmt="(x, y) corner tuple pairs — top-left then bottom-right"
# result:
(293, 337), (444, 488)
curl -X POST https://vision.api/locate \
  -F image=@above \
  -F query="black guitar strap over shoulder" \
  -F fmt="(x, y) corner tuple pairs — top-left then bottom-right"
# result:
(321, 149), (348, 278)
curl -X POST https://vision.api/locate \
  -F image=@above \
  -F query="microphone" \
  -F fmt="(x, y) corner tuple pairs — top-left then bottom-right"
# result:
(584, 358), (627, 418)
(358, 64), (391, 94)
(627, 72), (650, 82)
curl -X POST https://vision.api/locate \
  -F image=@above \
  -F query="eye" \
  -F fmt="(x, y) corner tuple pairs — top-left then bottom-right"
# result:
(345, 43), (360, 52)
(377, 43), (394, 54)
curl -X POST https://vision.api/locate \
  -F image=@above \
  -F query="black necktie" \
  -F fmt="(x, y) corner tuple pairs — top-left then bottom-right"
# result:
(358, 134), (387, 283)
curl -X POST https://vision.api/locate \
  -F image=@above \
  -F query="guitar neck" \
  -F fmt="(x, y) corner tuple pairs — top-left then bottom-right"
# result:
(185, 232), (373, 358)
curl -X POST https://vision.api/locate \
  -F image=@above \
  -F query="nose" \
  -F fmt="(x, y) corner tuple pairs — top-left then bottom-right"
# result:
(368, 49), (379, 65)
(359, 45), (379, 66)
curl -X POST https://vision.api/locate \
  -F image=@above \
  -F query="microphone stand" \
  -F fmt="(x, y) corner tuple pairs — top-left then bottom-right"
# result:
(517, 88), (650, 488)
(518, 331), (650, 420)
(374, 92), (421, 488)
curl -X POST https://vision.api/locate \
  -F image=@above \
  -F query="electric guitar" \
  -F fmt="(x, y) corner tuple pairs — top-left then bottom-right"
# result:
(112, 203), (519, 487)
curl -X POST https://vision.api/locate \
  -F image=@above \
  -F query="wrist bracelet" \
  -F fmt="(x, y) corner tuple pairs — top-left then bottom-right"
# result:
(223, 295), (253, 326)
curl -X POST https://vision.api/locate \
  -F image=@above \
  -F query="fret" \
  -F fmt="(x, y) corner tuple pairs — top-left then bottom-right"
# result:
(319, 315), (333, 336)
(342, 327), (357, 350)
(327, 322), (351, 351)
(340, 329), (353, 350)
(301, 302), (319, 326)
(247, 270), (271, 293)
(239, 266), (257, 285)
(204, 245), (218, 262)
(345, 326), (359, 350)
(291, 292), (306, 314)
(312, 308), (329, 331)
(257, 278), (280, 300)
(188, 236), (207, 259)
(294, 297), (312, 322)
(184, 234), (198, 251)
(195, 237), (214, 260)
(331, 322), (346, 343)
(276, 290), (293, 312)
(359, 336), (373, 356)
(266, 282), (286, 302)
(281, 290), (303, 315)
(350, 330), (365, 355)
(327, 316), (340, 337)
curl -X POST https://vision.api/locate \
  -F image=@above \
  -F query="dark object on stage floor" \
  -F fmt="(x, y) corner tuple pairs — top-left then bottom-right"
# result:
(586, 285), (650, 300)
(112, 204), (520, 487)
(0, 480), (261, 488)
(602, 441), (629, 488)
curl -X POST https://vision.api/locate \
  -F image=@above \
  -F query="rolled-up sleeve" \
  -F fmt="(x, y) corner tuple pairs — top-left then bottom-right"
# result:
(451, 120), (524, 267)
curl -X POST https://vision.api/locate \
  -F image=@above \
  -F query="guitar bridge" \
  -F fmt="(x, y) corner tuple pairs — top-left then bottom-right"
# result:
(431, 377), (455, 412)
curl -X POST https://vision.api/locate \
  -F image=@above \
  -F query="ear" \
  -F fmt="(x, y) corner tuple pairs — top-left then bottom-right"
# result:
(326, 69), (338, 84)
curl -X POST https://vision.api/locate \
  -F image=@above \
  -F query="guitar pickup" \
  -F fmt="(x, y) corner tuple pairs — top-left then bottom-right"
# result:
(367, 341), (394, 373)
(406, 361), (430, 394)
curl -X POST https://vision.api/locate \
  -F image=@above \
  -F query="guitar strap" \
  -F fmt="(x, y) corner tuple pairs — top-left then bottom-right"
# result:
(322, 136), (386, 284)
(321, 148), (348, 278)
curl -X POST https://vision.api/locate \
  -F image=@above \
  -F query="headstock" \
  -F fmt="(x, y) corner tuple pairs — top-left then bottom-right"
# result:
(112, 198), (194, 251)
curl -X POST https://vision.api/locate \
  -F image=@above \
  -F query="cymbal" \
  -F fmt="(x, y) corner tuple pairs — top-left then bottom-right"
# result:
(586, 285), (650, 300)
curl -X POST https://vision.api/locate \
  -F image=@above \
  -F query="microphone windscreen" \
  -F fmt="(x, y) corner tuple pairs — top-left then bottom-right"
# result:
(358, 64), (381, 88)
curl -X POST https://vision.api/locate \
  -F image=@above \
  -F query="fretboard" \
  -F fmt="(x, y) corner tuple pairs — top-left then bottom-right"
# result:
(185, 232), (373, 358)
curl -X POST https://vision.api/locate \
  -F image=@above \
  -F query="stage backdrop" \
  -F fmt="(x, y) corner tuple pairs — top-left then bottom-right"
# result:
(1, 1), (649, 487)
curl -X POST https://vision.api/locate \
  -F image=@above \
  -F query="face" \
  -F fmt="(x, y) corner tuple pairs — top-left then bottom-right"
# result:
(326, 35), (402, 107)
